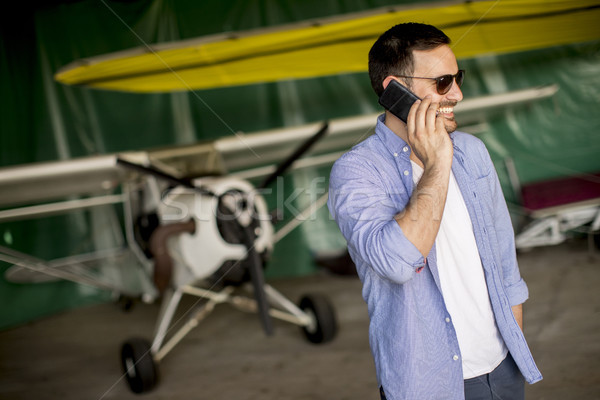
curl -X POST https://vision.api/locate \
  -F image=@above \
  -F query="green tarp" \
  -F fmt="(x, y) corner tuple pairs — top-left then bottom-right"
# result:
(1, 0), (599, 329)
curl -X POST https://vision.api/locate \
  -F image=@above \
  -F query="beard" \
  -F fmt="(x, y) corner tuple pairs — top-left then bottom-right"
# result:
(440, 100), (458, 134)
(444, 118), (457, 134)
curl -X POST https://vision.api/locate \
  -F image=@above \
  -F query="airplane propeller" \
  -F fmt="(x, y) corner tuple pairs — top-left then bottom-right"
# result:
(258, 121), (329, 190)
(116, 121), (329, 337)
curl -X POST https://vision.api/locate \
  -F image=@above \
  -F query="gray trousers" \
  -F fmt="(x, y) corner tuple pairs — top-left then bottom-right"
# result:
(464, 353), (525, 400)
(379, 353), (525, 400)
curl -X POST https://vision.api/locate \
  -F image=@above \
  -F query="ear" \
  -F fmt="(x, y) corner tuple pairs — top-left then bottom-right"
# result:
(382, 75), (400, 91)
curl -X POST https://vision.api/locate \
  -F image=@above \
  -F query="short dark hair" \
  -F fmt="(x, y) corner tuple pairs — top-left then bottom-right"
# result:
(368, 23), (450, 97)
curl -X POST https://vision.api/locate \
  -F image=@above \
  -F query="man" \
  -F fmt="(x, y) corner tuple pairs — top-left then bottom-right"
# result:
(327, 23), (542, 399)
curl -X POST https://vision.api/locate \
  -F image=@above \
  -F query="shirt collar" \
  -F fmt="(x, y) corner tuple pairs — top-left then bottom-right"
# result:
(375, 113), (465, 161)
(374, 114), (411, 159)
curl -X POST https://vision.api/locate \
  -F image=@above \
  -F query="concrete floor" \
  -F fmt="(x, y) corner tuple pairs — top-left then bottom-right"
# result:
(0, 237), (599, 400)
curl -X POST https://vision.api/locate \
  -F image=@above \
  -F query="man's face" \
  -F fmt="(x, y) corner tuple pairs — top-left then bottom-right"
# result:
(409, 45), (463, 133)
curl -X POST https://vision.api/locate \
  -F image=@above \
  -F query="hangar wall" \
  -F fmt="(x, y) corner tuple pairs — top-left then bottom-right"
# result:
(1, 0), (599, 329)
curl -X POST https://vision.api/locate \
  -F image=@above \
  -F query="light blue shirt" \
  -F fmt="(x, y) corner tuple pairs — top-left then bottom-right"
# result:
(328, 115), (542, 400)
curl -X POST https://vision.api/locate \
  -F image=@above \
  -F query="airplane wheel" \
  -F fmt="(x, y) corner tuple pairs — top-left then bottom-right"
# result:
(120, 338), (158, 393)
(299, 294), (338, 344)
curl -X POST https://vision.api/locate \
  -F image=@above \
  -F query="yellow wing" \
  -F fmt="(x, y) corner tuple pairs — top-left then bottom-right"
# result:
(54, 0), (600, 93)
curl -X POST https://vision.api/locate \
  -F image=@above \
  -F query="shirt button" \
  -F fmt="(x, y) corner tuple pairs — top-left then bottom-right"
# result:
(393, 152), (398, 157)
(445, 317), (451, 323)
(403, 170), (409, 176)
(453, 355), (459, 361)
(403, 146), (409, 152)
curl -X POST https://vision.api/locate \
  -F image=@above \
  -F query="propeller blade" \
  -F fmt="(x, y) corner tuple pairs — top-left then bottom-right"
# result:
(258, 121), (329, 190)
(242, 224), (274, 336)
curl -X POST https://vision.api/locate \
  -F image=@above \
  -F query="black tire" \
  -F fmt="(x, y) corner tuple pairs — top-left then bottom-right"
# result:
(120, 338), (158, 394)
(298, 294), (338, 344)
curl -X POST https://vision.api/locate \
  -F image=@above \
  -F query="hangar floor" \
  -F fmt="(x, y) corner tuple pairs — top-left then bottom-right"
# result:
(0, 237), (599, 400)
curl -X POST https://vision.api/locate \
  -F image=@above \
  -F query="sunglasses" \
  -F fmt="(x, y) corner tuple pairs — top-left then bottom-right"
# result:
(394, 70), (465, 95)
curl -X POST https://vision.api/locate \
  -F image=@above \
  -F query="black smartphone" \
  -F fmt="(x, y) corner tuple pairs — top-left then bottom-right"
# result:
(378, 80), (421, 123)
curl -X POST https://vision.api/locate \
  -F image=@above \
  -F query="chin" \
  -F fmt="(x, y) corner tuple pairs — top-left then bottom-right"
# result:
(445, 122), (458, 134)
(442, 115), (458, 134)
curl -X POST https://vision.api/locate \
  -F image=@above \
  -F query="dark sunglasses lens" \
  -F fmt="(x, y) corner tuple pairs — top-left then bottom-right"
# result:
(436, 71), (465, 94)
(436, 75), (453, 94)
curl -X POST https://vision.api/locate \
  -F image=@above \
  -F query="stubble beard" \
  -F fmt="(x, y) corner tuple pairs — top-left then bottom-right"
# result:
(444, 119), (457, 134)
(440, 100), (458, 134)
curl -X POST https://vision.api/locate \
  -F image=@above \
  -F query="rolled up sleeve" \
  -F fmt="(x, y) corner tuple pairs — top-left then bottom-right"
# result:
(504, 277), (529, 306)
(328, 153), (424, 284)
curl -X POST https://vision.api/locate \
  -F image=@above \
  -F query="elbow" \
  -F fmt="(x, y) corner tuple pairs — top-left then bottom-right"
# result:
(353, 227), (420, 285)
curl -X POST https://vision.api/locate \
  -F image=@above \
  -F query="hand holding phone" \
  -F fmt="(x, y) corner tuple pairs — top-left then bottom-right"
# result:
(380, 81), (453, 168)
(378, 80), (421, 123)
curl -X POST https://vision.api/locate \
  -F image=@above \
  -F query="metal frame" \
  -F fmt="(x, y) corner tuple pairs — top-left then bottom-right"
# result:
(515, 201), (600, 249)
(0, 245), (146, 297)
(150, 283), (313, 363)
(506, 157), (600, 250)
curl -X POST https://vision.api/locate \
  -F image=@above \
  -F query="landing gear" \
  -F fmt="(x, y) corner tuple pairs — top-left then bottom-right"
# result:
(299, 294), (338, 344)
(120, 288), (338, 393)
(120, 338), (158, 394)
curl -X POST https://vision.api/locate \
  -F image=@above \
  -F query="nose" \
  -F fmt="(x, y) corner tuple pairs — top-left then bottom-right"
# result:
(448, 77), (463, 102)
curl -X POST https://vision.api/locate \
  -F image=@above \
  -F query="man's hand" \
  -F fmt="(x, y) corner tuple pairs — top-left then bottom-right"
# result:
(394, 96), (454, 258)
(406, 96), (453, 169)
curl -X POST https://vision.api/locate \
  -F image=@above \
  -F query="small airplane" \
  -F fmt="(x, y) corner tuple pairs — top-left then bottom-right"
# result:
(0, 119), (341, 394)
(0, 84), (561, 393)
(504, 157), (600, 251)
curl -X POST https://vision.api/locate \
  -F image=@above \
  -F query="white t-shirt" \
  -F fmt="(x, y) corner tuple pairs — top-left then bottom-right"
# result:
(411, 161), (507, 379)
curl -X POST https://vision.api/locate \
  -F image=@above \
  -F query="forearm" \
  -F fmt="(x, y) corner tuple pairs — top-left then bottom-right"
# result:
(394, 162), (451, 257)
(512, 303), (523, 331)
